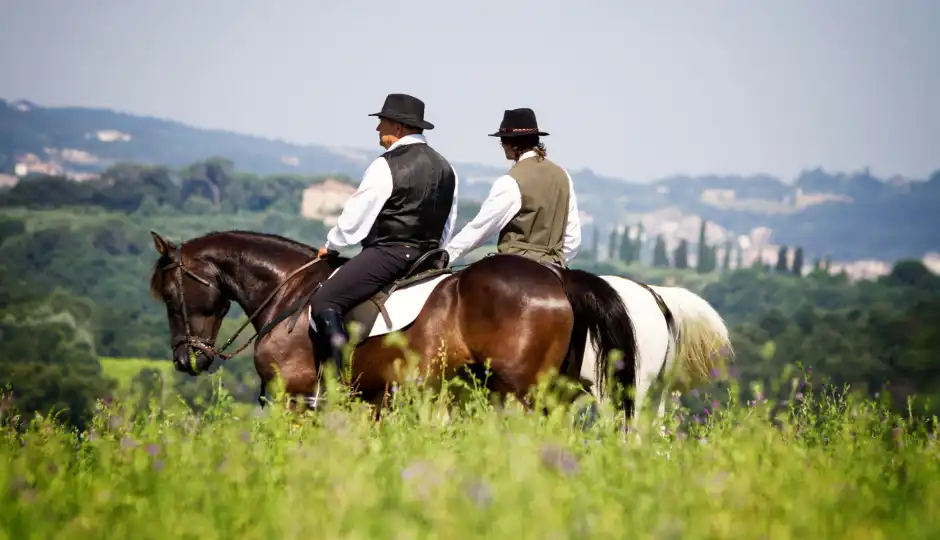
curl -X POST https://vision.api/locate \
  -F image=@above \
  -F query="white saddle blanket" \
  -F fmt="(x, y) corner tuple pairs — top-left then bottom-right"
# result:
(308, 268), (449, 338)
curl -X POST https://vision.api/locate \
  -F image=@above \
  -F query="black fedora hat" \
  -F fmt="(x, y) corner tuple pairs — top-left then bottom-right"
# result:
(488, 108), (549, 138)
(368, 93), (434, 130)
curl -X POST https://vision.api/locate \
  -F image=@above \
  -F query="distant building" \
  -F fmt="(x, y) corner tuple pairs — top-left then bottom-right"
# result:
(923, 252), (940, 275)
(13, 153), (64, 177)
(828, 259), (892, 282)
(300, 178), (356, 225)
(91, 130), (132, 142)
(0, 174), (18, 188)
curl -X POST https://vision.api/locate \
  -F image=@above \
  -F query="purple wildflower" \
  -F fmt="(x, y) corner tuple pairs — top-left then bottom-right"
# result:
(145, 444), (161, 457)
(120, 436), (137, 449)
(464, 479), (493, 508)
(795, 392), (804, 401)
(401, 460), (444, 498)
(539, 443), (580, 476)
(711, 400), (719, 410)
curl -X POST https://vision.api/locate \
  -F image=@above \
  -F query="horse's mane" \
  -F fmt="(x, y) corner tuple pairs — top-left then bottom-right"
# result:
(148, 230), (320, 299)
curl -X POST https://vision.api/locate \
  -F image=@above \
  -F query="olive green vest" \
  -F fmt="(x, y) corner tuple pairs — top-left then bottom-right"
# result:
(496, 156), (571, 266)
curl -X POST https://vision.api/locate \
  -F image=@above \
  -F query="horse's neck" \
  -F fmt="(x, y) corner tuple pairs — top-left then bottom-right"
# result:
(217, 252), (318, 331)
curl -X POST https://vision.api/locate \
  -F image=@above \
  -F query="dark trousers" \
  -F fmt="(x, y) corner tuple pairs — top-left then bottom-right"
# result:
(310, 244), (421, 318)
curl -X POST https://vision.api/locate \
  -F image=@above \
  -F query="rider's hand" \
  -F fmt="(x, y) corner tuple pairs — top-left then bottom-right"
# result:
(317, 246), (332, 258)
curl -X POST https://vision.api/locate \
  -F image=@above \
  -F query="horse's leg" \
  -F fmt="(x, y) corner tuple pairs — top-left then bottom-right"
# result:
(254, 316), (320, 413)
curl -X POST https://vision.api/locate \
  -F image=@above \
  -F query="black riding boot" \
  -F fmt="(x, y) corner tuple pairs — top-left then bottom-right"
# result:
(315, 308), (349, 382)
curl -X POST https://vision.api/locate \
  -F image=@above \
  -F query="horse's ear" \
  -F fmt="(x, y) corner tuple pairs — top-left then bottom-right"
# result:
(150, 231), (174, 256)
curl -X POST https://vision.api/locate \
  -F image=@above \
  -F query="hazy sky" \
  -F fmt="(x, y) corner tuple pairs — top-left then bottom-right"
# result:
(1, 0), (938, 182)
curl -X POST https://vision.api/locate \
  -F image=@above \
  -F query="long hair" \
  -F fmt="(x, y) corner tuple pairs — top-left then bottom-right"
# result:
(503, 134), (547, 161)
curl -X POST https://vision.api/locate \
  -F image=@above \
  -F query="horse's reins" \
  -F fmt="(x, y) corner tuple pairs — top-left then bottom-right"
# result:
(162, 244), (321, 365)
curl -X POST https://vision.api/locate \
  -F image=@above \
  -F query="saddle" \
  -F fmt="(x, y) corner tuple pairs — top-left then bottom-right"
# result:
(341, 248), (453, 345)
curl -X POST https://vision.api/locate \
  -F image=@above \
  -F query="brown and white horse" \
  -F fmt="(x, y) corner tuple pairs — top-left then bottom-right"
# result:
(148, 230), (642, 416)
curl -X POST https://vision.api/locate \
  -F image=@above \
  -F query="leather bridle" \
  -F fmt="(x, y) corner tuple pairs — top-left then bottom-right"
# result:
(159, 244), (321, 369)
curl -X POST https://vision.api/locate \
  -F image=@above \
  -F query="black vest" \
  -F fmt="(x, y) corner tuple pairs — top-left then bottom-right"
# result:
(361, 142), (456, 250)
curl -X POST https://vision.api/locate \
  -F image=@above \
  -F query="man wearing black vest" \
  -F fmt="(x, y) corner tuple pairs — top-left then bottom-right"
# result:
(310, 93), (459, 384)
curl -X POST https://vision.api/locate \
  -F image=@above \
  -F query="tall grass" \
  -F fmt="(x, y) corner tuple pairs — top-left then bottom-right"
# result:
(2, 372), (939, 539)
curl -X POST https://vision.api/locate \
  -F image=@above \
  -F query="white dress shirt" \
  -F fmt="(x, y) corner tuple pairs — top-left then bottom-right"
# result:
(445, 151), (581, 264)
(324, 134), (460, 251)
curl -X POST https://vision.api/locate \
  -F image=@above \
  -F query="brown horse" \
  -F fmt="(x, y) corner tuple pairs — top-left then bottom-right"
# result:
(147, 229), (639, 414)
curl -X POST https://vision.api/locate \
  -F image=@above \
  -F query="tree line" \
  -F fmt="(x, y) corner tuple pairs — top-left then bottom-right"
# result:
(587, 218), (819, 277)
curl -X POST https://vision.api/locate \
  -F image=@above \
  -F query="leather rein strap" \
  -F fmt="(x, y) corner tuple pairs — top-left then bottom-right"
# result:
(162, 244), (321, 364)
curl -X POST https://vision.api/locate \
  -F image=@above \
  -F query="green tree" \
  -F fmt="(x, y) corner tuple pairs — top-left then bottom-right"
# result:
(618, 225), (634, 263)
(674, 239), (689, 269)
(635, 222), (645, 264)
(0, 300), (113, 429)
(792, 247), (804, 276)
(591, 224), (599, 261)
(696, 220), (708, 273)
(722, 240), (732, 271)
(884, 259), (938, 289)
(653, 235), (669, 267)
(775, 245), (789, 273)
(608, 227), (619, 261)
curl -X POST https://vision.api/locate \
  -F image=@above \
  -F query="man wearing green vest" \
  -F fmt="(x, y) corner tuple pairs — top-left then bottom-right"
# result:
(445, 108), (581, 267)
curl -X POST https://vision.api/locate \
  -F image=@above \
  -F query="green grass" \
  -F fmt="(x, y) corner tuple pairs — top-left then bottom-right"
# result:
(2, 377), (939, 539)
(99, 356), (175, 393)
(99, 356), (257, 418)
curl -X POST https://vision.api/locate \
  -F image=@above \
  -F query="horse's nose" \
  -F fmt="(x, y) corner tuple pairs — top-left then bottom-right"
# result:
(173, 348), (196, 374)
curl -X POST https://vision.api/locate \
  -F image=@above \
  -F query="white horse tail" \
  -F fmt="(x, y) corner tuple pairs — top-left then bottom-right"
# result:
(650, 285), (734, 392)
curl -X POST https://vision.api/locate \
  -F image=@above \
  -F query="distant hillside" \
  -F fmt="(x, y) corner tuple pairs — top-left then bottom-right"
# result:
(2, 97), (938, 263)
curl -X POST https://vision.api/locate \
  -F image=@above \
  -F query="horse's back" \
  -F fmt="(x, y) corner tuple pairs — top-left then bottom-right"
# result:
(456, 254), (567, 299)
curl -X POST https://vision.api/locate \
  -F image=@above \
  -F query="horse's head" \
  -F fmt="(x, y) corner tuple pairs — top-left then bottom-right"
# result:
(148, 231), (231, 375)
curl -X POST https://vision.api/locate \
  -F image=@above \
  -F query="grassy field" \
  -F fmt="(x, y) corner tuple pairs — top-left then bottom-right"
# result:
(99, 356), (257, 418)
(2, 377), (939, 540)
(99, 357), (176, 393)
